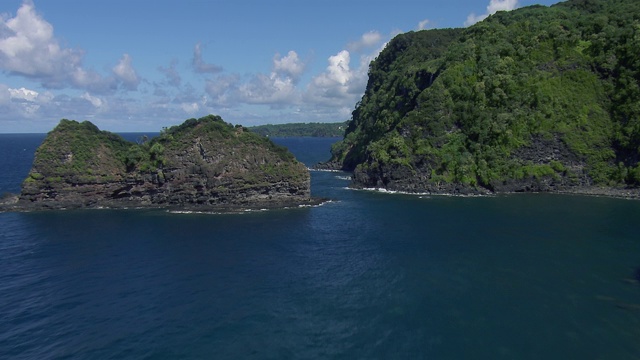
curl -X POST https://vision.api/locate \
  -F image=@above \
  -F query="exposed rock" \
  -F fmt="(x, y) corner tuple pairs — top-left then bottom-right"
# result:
(4, 115), (319, 212)
(312, 160), (343, 171)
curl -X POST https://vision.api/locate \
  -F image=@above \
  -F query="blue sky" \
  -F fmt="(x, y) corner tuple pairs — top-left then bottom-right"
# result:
(0, 0), (560, 133)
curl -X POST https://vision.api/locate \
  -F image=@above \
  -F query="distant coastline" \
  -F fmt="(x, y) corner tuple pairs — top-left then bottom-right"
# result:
(248, 122), (346, 138)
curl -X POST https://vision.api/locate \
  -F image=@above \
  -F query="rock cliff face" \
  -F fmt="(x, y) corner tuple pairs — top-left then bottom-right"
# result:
(13, 115), (314, 211)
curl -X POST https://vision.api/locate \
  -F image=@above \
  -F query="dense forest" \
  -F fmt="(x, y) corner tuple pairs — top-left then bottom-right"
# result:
(328, 0), (640, 193)
(249, 122), (346, 137)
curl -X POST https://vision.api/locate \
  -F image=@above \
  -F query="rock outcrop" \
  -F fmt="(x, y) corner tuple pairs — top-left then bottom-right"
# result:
(7, 115), (316, 211)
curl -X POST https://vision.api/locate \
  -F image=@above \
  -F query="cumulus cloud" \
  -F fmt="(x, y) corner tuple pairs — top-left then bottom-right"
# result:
(347, 31), (383, 52)
(0, 1), (117, 92)
(306, 50), (355, 107)
(321, 50), (351, 86)
(1, 85), (53, 116)
(237, 73), (298, 106)
(222, 50), (305, 107)
(273, 51), (305, 81)
(8, 86), (38, 101)
(192, 42), (223, 74)
(112, 54), (140, 90)
(0, 1), (72, 76)
(0, 3), (392, 130)
(465, 0), (519, 26)
(305, 34), (384, 109)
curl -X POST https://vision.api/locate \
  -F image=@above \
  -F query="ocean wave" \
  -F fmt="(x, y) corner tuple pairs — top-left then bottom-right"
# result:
(285, 199), (336, 209)
(309, 168), (344, 173)
(348, 187), (490, 198)
(355, 187), (432, 196)
(334, 175), (351, 180)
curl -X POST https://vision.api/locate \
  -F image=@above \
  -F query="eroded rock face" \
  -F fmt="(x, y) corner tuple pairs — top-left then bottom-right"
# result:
(13, 115), (313, 211)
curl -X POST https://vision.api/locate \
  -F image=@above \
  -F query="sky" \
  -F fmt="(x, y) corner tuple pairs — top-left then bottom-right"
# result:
(0, 0), (560, 133)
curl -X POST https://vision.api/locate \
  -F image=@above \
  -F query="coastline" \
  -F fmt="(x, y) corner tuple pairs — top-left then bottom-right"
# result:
(313, 161), (640, 201)
(0, 194), (328, 214)
(346, 181), (640, 201)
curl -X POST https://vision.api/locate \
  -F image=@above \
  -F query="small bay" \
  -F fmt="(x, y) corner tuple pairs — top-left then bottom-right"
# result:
(0, 135), (639, 359)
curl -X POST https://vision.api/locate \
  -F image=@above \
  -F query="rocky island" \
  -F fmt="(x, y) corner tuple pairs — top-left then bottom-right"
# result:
(2, 115), (317, 211)
(320, 0), (640, 199)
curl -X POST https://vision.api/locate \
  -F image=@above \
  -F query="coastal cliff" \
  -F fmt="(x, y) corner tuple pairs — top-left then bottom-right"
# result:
(323, 0), (640, 198)
(8, 115), (314, 211)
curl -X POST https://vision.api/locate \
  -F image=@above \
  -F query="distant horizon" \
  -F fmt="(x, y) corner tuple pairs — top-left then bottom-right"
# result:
(0, 118), (347, 134)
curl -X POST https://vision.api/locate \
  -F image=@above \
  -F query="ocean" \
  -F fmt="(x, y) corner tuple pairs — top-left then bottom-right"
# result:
(1, 134), (639, 359)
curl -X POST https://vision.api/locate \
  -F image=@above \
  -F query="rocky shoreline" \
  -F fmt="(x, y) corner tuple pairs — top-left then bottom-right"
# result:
(351, 184), (640, 200)
(0, 192), (328, 213)
(313, 162), (640, 200)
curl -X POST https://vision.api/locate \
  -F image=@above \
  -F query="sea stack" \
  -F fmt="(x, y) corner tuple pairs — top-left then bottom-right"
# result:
(12, 115), (314, 211)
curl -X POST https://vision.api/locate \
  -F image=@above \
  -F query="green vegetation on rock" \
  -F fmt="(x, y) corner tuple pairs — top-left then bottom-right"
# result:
(29, 119), (131, 184)
(328, 0), (640, 193)
(19, 115), (311, 209)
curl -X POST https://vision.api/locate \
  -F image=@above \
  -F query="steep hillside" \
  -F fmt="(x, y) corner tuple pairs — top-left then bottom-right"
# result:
(327, 0), (640, 196)
(13, 115), (313, 210)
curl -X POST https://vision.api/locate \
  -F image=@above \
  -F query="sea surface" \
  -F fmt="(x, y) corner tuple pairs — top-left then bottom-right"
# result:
(1, 134), (639, 359)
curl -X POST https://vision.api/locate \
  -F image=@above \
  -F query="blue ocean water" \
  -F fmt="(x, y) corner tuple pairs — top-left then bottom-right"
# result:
(1, 134), (639, 359)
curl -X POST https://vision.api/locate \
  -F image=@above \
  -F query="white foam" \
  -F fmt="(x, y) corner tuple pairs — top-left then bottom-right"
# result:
(353, 187), (431, 196)
(309, 168), (343, 173)
(348, 187), (490, 198)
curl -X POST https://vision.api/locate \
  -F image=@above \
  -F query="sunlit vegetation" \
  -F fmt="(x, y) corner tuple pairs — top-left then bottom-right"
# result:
(26, 115), (305, 188)
(330, 0), (640, 189)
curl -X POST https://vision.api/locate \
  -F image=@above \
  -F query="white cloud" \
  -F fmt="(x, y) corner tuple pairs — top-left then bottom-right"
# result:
(181, 102), (199, 114)
(306, 50), (356, 108)
(417, 19), (431, 30)
(0, 1), (112, 91)
(273, 51), (305, 81)
(112, 54), (140, 90)
(488, 0), (519, 13)
(465, 0), (519, 26)
(81, 92), (104, 108)
(219, 50), (306, 106)
(237, 72), (298, 106)
(0, 3), (395, 130)
(3, 86), (43, 115)
(192, 42), (222, 74)
(8, 87), (38, 101)
(348, 31), (383, 52)
(323, 50), (351, 86)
